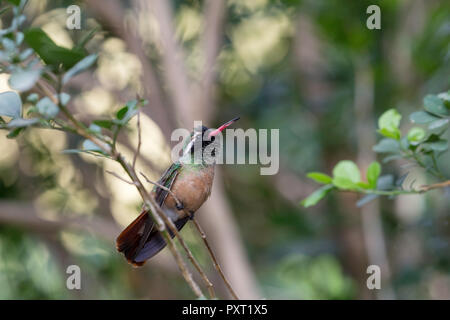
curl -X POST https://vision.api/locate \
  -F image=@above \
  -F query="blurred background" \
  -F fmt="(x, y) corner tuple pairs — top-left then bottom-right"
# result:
(0, 0), (449, 299)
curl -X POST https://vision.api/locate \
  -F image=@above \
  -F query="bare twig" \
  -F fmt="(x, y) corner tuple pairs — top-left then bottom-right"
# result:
(139, 172), (216, 299)
(141, 171), (240, 299)
(419, 180), (450, 192)
(140, 172), (182, 207)
(144, 168), (239, 299)
(191, 218), (239, 300)
(133, 111), (141, 171)
(106, 170), (136, 185)
(0, 201), (120, 241)
(35, 76), (205, 299)
(115, 154), (204, 298)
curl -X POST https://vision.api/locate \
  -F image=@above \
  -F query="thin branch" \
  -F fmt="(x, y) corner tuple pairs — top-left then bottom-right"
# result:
(343, 179), (450, 197)
(115, 154), (204, 298)
(191, 218), (239, 300)
(143, 168), (239, 300)
(105, 170), (136, 185)
(0, 201), (120, 241)
(35, 77), (205, 299)
(139, 172), (216, 299)
(419, 180), (450, 192)
(132, 111), (142, 171)
(140, 172), (182, 207)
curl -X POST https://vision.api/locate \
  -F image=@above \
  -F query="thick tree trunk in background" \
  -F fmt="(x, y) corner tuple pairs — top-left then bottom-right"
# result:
(87, 0), (261, 299)
(353, 57), (395, 299)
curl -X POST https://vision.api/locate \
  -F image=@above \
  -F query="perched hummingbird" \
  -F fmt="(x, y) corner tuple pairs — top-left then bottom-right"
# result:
(116, 117), (240, 266)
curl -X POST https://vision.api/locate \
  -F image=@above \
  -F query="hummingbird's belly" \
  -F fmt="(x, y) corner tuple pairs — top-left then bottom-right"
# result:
(165, 166), (215, 217)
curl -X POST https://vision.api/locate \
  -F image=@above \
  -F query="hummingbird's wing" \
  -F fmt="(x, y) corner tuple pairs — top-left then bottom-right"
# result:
(133, 216), (190, 264)
(116, 207), (190, 266)
(154, 162), (182, 206)
(116, 162), (183, 266)
(135, 162), (181, 255)
(116, 209), (152, 266)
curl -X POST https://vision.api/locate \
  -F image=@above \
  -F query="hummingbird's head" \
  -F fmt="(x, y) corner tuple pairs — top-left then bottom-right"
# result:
(182, 117), (240, 163)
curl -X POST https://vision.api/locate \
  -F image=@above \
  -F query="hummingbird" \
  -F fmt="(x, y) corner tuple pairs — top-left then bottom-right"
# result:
(116, 117), (240, 266)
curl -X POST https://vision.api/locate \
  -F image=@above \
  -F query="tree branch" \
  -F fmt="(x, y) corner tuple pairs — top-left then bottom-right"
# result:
(191, 218), (239, 300)
(139, 172), (216, 299)
(34, 75), (206, 299)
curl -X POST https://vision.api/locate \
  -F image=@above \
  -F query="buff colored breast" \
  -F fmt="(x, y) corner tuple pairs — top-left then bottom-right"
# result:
(164, 165), (215, 217)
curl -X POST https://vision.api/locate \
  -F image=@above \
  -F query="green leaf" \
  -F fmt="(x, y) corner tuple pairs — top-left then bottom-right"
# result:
(306, 172), (333, 184)
(36, 97), (59, 118)
(424, 94), (448, 116)
(7, 117), (39, 128)
(378, 127), (401, 140)
(6, 0), (21, 5)
(377, 175), (394, 190)
(332, 177), (359, 190)
(76, 27), (100, 49)
(332, 160), (361, 183)
(2, 38), (15, 51)
(62, 54), (98, 84)
(378, 109), (402, 129)
(7, 127), (24, 138)
(18, 48), (33, 61)
(423, 133), (440, 143)
(427, 140), (448, 152)
(82, 140), (105, 154)
(410, 111), (440, 124)
(301, 185), (333, 208)
(115, 100), (139, 125)
(407, 127), (426, 145)
(382, 154), (403, 163)
(428, 119), (449, 131)
(438, 91), (450, 106)
(378, 109), (402, 140)
(58, 93), (70, 106)
(8, 67), (42, 92)
(24, 28), (86, 70)
(367, 161), (381, 189)
(356, 182), (371, 189)
(116, 106), (128, 120)
(356, 194), (380, 207)
(61, 149), (85, 154)
(15, 32), (24, 45)
(400, 136), (410, 150)
(93, 119), (115, 130)
(373, 138), (400, 153)
(88, 123), (102, 134)
(0, 91), (22, 118)
(26, 93), (39, 103)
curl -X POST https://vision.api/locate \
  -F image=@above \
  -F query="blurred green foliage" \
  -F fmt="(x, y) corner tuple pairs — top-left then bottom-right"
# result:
(0, 0), (449, 300)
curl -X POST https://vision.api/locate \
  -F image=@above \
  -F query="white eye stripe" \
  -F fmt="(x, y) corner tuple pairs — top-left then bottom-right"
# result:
(183, 132), (202, 156)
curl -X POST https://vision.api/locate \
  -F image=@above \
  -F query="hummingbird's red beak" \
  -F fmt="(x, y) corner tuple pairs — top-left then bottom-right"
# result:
(208, 117), (240, 138)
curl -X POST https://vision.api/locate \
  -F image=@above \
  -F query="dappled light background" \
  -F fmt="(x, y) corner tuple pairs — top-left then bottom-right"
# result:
(0, 0), (449, 299)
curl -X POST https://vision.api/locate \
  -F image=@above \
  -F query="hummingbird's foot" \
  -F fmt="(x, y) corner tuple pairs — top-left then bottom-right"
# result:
(176, 201), (184, 211)
(188, 211), (195, 220)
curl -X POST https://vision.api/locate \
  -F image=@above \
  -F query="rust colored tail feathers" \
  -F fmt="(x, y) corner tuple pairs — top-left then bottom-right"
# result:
(116, 210), (189, 267)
